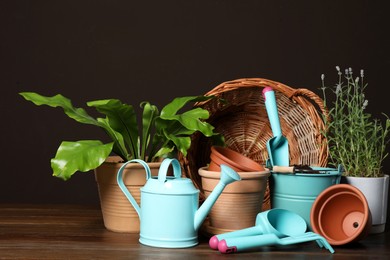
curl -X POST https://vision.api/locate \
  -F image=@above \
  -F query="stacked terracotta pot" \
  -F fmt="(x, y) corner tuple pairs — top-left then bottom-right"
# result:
(199, 146), (270, 235)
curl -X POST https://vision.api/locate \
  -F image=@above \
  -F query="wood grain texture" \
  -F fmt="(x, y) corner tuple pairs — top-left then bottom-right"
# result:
(0, 204), (389, 259)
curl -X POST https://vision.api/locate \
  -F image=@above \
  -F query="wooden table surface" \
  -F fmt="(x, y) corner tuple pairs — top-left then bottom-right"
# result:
(0, 204), (389, 259)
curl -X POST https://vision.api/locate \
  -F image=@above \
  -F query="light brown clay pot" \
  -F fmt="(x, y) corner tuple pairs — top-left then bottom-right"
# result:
(310, 184), (371, 245)
(208, 146), (264, 172)
(198, 166), (270, 236)
(94, 156), (161, 233)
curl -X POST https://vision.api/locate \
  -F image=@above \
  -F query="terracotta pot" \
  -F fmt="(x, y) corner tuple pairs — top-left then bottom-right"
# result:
(198, 167), (270, 236)
(209, 146), (264, 172)
(310, 184), (371, 245)
(94, 156), (161, 233)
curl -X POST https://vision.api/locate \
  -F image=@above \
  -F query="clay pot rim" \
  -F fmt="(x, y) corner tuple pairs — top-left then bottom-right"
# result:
(101, 156), (162, 167)
(310, 184), (370, 245)
(210, 146), (264, 172)
(199, 166), (270, 179)
(343, 175), (389, 180)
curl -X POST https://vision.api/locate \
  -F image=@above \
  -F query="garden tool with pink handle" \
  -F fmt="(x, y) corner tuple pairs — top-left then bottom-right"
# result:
(217, 232), (334, 254)
(209, 209), (307, 250)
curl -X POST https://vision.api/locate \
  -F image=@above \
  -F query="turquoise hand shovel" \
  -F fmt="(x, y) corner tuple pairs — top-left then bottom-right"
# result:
(209, 209), (307, 250)
(218, 232), (334, 254)
(263, 87), (289, 167)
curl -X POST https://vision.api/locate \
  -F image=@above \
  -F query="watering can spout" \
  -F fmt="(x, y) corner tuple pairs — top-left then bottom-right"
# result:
(194, 165), (241, 231)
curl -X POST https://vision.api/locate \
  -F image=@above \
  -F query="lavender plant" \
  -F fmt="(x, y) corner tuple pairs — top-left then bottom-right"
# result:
(321, 66), (390, 177)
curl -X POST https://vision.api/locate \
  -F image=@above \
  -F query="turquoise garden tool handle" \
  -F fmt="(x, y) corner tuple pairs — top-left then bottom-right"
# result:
(263, 87), (282, 139)
(218, 232), (335, 254)
(209, 226), (262, 249)
(218, 233), (278, 253)
(263, 87), (289, 167)
(117, 159), (152, 218)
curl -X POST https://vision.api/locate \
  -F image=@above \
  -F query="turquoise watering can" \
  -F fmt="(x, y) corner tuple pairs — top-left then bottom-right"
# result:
(117, 158), (241, 248)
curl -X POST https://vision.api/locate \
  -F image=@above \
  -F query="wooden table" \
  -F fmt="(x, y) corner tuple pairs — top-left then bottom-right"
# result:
(0, 204), (389, 259)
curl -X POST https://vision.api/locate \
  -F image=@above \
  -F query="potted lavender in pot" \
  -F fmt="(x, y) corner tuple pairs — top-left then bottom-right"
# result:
(320, 66), (390, 233)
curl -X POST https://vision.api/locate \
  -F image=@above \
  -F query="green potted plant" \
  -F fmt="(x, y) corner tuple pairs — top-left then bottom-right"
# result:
(19, 92), (222, 232)
(320, 66), (390, 233)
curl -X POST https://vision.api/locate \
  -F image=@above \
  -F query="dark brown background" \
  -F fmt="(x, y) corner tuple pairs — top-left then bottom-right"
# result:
(1, 0), (389, 214)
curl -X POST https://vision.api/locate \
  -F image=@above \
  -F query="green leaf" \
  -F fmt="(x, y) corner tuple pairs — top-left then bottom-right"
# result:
(166, 135), (191, 156)
(51, 140), (114, 181)
(87, 99), (139, 159)
(150, 95), (219, 159)
(160, 95), (213, 117)
(19, 92), (100, 126)
(96, 118), (129, 161)
(160, 96), (215, 137)
(140, 102), (159, 159)
(153, 146), (175, 159)
(179, 108), (215, 136)
(161, 107), (214, 137)
(155, 119), (194, 135)
(156, 127), (191, 157)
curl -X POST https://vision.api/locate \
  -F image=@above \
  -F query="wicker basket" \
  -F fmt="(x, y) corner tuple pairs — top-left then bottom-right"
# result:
(179, 78), (329, 210)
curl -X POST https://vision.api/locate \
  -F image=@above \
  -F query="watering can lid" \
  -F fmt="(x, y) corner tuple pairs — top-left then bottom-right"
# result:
(141, 177), (199, 195)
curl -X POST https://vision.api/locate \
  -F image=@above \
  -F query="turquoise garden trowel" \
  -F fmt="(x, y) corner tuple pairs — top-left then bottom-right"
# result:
(217, 232), (334, 254)
(208, 209), (334, 254)
(262, 87), (289, 167)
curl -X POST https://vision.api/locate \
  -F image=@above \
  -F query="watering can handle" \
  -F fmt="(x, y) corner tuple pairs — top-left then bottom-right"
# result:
(158, 158), (182, 183)
(117, 159), (152, 181)
(116, 159), (152, 218)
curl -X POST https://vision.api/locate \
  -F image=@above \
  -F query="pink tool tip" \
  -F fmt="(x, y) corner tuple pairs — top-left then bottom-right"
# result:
(209, 236), (219, 250)
(218, 239), (237, 254)
(262, 87), (273, 99)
